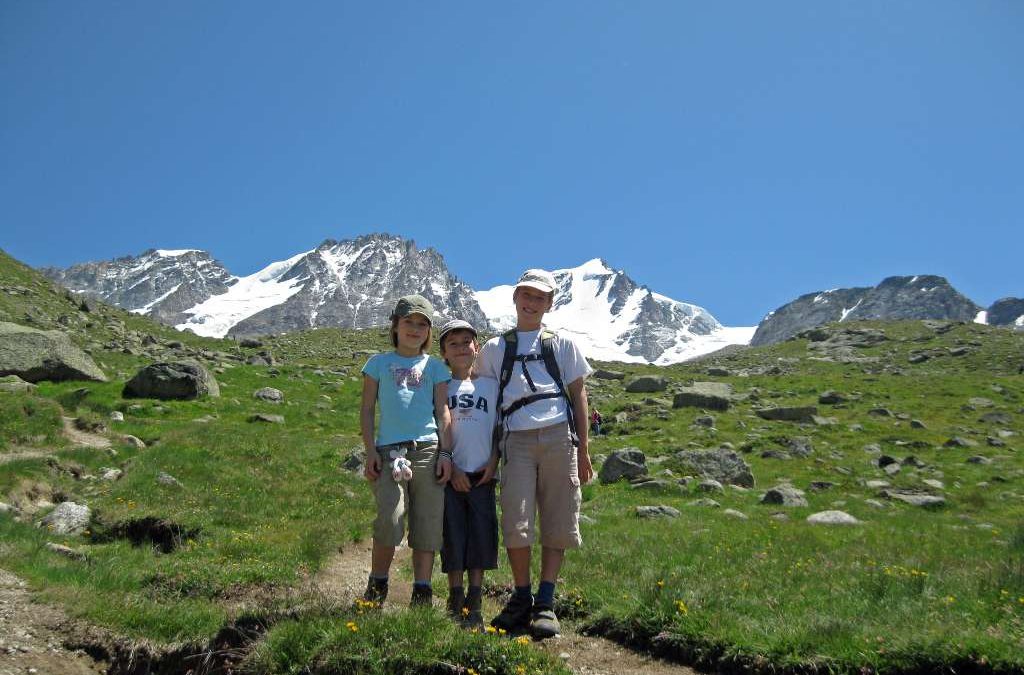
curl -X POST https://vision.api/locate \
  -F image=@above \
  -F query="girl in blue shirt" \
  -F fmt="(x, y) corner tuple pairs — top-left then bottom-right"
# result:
(360, 294), (452, 607)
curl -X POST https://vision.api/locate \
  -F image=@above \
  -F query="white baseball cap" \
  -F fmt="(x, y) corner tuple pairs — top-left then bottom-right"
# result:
(515, 269), (556, 294)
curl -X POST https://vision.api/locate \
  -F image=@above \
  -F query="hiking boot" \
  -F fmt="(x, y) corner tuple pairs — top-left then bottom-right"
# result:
(530, 603), (561, 639)
(410, 584), (433, 607)
(462, 589), (484, 630)
(360, 577), (388, 608)
(491, 592), (533, 632)
(446, 587), (465, 621)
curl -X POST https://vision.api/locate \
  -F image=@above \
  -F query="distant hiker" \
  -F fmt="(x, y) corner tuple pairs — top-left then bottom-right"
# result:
(360, 295), (453, 608)
(476, 269), (593, 639)
(438, 319), (499, 629)
(590, 409), (603, 436)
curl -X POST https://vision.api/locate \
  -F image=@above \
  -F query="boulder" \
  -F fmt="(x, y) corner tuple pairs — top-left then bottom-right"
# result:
(0, 322), (106, 382)
(807, 510), (861, 525)
(253, 387), (284, 403)
(760, 485), (808, 507)
(593, 369), (625, 380)
(755, 406), (818, 423)
(250, 413), (285, 424)
(38, 502), (91, 535)
(818, 390), (847, 404)
(635, 505), (680, 519)
(673, 382), (733, 411)
(599, 448), (648, 484)
(123, 361), (219, 400)
(881, 490), (946, 508)
(674, 448), (754, 488)
(625, 376), (667, 393)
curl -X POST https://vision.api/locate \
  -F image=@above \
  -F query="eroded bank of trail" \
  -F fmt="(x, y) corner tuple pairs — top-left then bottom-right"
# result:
(308, 543), (696, 675)
(0, 568), (106, 675)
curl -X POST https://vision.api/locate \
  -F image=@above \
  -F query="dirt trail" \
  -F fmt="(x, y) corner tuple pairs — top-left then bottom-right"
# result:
(60, 417), (111, 450)
(0, 569), (106, 675)
(310, 544), (695, 675)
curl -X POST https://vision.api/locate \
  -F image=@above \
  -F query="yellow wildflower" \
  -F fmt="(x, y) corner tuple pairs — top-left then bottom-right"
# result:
(515, 635), (530, 646)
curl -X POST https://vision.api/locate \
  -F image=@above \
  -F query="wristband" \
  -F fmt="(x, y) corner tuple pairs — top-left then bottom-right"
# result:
(438, 449), (453, 460)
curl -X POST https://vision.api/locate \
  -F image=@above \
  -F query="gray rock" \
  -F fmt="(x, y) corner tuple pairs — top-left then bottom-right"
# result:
(966, 455), (993, 465)
(253, 387), (284, 403)
(688, 498), (721, 508)
(865, 480), (891, 489)
(968, 397), (994, 408)
(342, 451), (365, 472)
(593, 369), (625, 380)
(120, 435), (146, 449)
(599, 448), (648, 484)
(761, 485), (808, 507)
(0, 322), (107, 382)
(45, 542), (88, 561)
(673, 382), (733, 411)
(868, 408), (893, 417)
(99, 468), (122, 481)
(910, 419), (927, 429)
(249, 413), (285, 424)
(787, 437), (814, 458)
(980, 412), (1012, 425)
(631, 480), (677, 492)
(808, 481), (836, 492)
(156, 471), (183, 487)
(697, 479), (724, 493)
(706, 367), (732, 376)
(694, 415), (715, 428)
(755, 406), (818, 423)
(881, 490), (946, 508)
(39, 502), (91, 535)
(807, 510), (861, 525)
(674, 448), (755, 488)
(123, 361), (219, 400)
(945, 437), (978, 448)
(723, 509), (748, 520)
(625, 376), (668, 393)
(109, 411), (124, 422)
(922, 479), (945, 490)
(760, 450), (791, 460)
(0, 374), (37, 393)
(818, 390), (847, 404)
(812, 415), (838, 426)
(636, 505), (680, 519)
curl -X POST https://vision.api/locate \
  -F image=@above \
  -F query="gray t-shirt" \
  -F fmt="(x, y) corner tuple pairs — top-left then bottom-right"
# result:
(476, 328), (593, 432)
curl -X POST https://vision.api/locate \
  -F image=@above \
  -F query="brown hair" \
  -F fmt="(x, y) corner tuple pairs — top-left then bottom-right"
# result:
(390, 316), (431, 353)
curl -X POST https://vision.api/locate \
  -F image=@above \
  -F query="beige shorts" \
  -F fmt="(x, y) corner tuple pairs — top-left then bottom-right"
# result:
(372, 442), (444, 551)
(499, 421), (582, 550)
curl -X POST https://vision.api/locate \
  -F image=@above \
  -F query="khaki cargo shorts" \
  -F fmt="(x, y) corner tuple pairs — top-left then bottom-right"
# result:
(371, 442), (444, 551)
(499, 421), (582, 550)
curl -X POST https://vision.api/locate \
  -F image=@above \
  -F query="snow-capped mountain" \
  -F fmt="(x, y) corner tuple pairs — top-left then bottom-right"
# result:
(177, 234), (488, 337)
(475, 259), (755, 365)
(42, 235), (754, 364)
(41, 249), (236, 325)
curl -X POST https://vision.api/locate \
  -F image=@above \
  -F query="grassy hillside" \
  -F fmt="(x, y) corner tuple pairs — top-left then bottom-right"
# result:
(1, 247), (1023, 673)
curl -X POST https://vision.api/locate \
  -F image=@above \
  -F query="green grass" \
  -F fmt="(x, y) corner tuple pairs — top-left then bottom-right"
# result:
(2, 249), (1024, 671)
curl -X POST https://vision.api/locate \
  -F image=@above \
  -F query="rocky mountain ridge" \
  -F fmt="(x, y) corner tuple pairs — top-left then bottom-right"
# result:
(749, 275), (1019, 346)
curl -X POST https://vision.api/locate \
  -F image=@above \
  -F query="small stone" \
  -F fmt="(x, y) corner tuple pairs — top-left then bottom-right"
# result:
(636, 505), (680, 519)
(156, 472), (183, 488)
(121, 435), (146, 449)
(966, 455), (993, 465)
(253, 387), (284, 403)
(723, 509), (748, 519)
(109, 411), (124, 422)
(945, 437), (978, 448)
(697, 479), (724, 493)
(688, 498), (721, 508)
(249, 413), (285, 424)
(910, 419), (927, 429)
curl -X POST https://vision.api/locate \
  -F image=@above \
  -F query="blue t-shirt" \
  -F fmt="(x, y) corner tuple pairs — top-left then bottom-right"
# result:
(362, 352), (451, 446)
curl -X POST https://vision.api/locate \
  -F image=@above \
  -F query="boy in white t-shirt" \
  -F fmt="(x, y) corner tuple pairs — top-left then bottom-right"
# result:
(438, 319), (499, 629)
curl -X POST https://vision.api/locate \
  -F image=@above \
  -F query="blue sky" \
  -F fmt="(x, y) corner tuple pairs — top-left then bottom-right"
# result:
(2, 1), (1021, 325)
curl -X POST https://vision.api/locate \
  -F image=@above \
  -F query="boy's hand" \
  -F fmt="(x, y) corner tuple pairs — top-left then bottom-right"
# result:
(436, 456), (453, 484)
(476, 457), (497, 486)
(451, 468), (471, 493)
(577, 446), (594, 485)
(364, 451), (381, 481)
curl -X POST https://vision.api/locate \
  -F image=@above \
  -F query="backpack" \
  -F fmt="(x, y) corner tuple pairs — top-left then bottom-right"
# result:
(492, 328), (579, 455)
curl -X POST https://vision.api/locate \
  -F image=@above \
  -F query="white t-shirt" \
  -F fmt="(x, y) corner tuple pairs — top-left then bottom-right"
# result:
(447, 377), (498, 473)
(476, 328), (593, 432)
